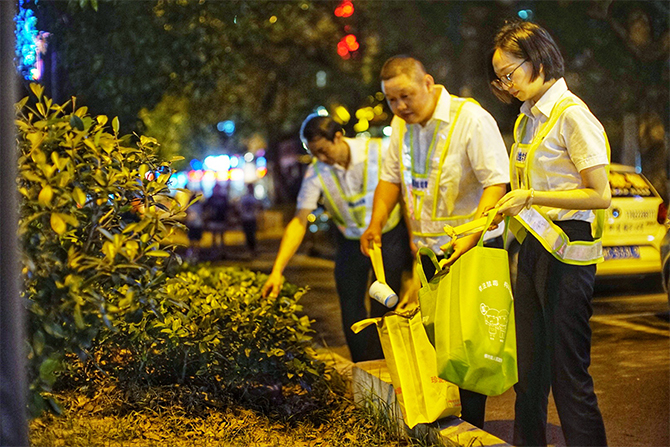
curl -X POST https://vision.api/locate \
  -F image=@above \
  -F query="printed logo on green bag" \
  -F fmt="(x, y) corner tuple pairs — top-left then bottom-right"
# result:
(478, 279), (512, 294)
(480, 303), (509, 342)
(484, 353), (503, 363)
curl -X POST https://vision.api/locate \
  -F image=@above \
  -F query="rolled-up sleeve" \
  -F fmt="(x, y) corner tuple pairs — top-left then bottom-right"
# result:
(465, 104), (510, 187)
(560, 106), (610, 172)
(380, 116), (403, 184)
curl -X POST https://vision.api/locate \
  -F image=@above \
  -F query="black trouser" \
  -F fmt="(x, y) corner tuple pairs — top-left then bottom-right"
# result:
(419, 235), (503, 430)
(513, 220), (607, 447)
(334, 221), (412, 363)
(242, 220), (257, 252)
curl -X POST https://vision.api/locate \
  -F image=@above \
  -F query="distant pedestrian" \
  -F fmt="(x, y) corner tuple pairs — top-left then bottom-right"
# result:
(239, 183), (261, 256)
(184, 189), (204, 262)
(204, 183), (229, 257)
(489, 20), (610, 446)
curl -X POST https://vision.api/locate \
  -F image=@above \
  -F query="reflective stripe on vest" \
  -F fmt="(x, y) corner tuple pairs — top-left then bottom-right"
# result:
(315, 138), (402, 240)
(510, 97), (611, 265)
(399, 96), (478, 239)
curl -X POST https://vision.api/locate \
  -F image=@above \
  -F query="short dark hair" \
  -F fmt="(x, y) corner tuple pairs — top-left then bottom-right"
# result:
(299, 114), (343, 150)
(488, 20), (564, 103)
(380, 55), (427, 83)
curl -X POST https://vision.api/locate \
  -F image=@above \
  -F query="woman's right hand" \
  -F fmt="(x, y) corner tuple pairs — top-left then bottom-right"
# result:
(261, 272), (283, 298)
(495, 189), (532, 217)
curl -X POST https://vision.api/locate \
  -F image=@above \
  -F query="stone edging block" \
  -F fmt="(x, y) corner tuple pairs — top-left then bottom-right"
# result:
(316, 349), (511, 447)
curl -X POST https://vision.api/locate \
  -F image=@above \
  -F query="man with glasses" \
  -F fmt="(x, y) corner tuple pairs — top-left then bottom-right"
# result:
(360, 55), (510, 429)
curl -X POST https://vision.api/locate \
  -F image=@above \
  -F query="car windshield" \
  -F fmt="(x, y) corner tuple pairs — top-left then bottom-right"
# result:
(609, 171), (657, 198)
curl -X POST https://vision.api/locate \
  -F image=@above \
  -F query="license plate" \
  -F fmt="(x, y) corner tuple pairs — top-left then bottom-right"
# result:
(603, 246), (640, 261)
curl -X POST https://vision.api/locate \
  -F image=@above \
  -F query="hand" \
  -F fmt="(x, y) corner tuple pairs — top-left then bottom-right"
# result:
(483, 207), (505, 231)
(495, 190), (532, 217)
(441, 233), (480, 267)
(360, 224), (382, 257)
(396, 271), (420, 312)
(409, 239), (418, 257)
(261, 271), (283, 298)
(396, 293), (419, 312)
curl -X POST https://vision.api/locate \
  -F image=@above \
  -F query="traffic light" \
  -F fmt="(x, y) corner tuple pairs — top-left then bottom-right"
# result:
(336, 34), (359, 59)
(334, 0), (354, 18)
(334, 1), (358, 59)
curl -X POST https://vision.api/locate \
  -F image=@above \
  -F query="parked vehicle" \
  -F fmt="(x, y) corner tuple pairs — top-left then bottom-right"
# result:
(598, 164), (667, 277)
(508, 164), (668, 284)
(661, 221), (670, 305)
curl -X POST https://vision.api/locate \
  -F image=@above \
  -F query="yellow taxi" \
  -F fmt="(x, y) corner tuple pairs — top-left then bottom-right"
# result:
(597, 164), (668, 277)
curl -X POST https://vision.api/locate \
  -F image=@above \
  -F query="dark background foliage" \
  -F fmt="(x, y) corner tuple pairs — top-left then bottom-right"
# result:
(25, 0), (669, 199)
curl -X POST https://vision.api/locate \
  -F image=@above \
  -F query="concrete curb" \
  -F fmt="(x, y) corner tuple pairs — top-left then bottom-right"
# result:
(316, 349), (511, 447)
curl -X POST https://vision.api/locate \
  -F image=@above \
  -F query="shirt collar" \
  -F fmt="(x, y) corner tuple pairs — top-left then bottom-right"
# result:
(343, 137), (365, 167)
(428, 85), (451, 125)
(521, 77), (568, 119)
(324, 137), (364, 172)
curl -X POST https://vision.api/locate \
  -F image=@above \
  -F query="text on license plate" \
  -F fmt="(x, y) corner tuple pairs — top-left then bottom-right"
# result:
(603, 246), (640, 261)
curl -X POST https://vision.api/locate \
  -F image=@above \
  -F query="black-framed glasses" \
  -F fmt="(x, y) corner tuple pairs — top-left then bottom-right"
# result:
(492, 59), (528, 90)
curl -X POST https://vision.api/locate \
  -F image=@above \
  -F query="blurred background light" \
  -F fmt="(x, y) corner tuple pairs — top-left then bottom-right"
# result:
(354, 119), (369, 133)
(253, 184), (265, 199)
(171, 171), (188, 189)
(229, 167), (244, 181)
(217, 120), (235, 136)
(316, 70), (327, 88)
(189, 159), (203, 171)
(15, 0), (49, 81)
(333, 105), (351, 124)
(517, 9), (534, 20)
(188, 170), (204, 182)
(203, 154), (230, 172)
(334, 0), (354, 18)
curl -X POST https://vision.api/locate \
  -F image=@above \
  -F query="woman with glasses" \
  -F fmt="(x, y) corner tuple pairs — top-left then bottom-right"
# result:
(488, 20), (610, 447)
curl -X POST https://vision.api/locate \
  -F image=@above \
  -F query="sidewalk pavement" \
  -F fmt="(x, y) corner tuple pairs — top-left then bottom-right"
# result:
(187, 225), (567, 446)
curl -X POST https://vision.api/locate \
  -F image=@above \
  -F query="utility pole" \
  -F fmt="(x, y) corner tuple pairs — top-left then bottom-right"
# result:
(1, 1), (28, 445)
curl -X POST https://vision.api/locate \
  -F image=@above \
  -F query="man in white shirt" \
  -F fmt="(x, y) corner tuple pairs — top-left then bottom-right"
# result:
(360, 55), (510, 429)
(262, 114), (412, 363)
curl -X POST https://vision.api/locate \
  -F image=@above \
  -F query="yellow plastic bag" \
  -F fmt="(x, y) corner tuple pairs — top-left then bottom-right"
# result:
(351, 308), (461, 428)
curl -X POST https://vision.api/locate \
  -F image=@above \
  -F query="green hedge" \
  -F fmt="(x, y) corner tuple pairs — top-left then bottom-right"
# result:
(85, 264), (329, 414)
(17, 86), (328, 417)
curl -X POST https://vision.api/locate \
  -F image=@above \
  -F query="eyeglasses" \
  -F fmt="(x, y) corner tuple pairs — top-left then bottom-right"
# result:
(491, 59), (527, 90)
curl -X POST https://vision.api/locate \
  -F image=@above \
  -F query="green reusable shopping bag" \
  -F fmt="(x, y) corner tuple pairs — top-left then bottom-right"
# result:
(351, 308), (461, 428)
(417, 216), (517, 397)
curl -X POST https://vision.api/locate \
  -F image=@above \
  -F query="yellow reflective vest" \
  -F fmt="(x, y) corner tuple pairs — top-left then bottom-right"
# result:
(510, 97), (611, 265)
(314, 138), (402, 240)
(399, 97), (483, 248)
